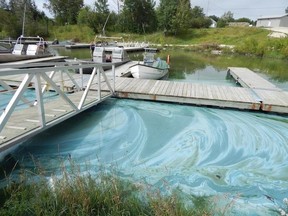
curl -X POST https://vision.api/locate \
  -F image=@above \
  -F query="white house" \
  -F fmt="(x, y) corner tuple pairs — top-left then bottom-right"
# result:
(256, 14), (288, 28)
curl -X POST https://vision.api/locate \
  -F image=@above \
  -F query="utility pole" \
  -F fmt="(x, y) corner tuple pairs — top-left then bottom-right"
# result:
(102, 13), (111, 36)
(22, 1), (27, 36)
(206, 0), (210, 16)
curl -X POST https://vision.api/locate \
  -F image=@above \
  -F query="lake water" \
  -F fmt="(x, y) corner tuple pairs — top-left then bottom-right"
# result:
(1, 48), (288, 215)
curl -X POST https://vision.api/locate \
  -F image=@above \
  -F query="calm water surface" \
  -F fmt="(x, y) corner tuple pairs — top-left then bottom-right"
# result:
(1, 48), (288, 215)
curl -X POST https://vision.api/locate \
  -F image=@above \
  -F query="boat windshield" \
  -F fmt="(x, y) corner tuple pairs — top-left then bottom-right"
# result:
(143, 48), (157, 64)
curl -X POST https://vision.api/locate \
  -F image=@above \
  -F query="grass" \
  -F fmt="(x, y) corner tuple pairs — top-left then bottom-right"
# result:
(0, 160), (215, 216)
(48, 25), (288, 59)
(48, 25), (270, 46)
(49, 25), (95, 43)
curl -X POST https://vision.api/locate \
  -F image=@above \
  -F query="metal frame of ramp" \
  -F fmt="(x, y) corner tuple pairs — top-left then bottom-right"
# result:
(0, 62), (115, 152)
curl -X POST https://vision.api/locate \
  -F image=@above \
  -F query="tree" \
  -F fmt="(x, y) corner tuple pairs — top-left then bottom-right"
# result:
(120, 0), (157, 34)
(157, 0), (178, 34)
(221, 11), (234, 22)
(95, 0), (110, 35)
(217, 11), (234, 27)
(44, 0), (83, 25)
(3, 0), (49, 37)
(95, 0), (109, 14)
(190, 6), (211, 28)
(172, 0), (192, 34)
(0, 0), (8, 9)
(236, 17), (253, 24)
(285, 7), (288, 13)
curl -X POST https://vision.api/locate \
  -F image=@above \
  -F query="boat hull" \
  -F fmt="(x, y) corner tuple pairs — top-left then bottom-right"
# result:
(130, 64), (169, 80)
(0, 53), (53, 63)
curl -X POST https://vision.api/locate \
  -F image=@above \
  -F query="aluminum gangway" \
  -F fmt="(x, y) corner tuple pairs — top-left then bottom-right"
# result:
(0, 61), (115, 153)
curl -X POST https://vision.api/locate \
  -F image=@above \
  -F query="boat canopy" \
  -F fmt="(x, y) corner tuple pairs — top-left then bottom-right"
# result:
(152, 58), (169, 69)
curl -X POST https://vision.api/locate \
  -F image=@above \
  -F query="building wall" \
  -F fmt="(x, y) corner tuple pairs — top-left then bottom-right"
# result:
(279, 16), (288, 27)
(256, 18), (281, 27)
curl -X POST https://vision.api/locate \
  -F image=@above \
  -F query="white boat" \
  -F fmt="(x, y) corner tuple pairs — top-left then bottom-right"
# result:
(68, 46), (130, 74)
(130, 48), (169, 80)
(0, 35), (53, 63)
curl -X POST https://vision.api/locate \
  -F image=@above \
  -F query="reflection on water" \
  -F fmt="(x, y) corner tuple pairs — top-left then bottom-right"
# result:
(2, 99), (288, 214)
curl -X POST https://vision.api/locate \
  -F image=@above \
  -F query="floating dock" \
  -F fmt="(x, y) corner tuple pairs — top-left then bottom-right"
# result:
(106, 77), (261, 110)
(101, 67), (288, 114)
(228, 67), (280, 91)
(228, 67), (288, 113)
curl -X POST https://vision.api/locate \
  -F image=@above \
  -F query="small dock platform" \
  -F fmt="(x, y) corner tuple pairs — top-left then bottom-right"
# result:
(227, 67), (288, 113)
(228, 67), (280, 91)
(65, 43), (90, 49)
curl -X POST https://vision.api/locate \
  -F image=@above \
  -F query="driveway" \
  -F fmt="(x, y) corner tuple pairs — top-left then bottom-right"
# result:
(265, 27), (288, 38)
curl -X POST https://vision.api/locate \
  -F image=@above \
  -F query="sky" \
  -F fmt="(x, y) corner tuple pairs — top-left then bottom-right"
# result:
(36, 0), (287, 21)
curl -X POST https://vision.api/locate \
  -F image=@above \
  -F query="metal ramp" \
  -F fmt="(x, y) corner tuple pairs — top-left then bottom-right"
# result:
(0, 61), (116, 152)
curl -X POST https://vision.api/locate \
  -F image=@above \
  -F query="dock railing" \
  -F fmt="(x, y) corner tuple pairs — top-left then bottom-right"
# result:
(0, 61), (115, 151)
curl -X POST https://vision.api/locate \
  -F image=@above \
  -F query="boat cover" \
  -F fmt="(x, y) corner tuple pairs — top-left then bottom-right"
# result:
(153, 58), (169, 69)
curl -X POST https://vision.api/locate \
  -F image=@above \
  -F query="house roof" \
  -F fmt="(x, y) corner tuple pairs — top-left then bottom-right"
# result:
(257, 14), (288, 20)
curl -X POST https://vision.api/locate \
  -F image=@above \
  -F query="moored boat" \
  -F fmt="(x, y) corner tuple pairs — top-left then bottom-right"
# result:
(130, 48), (169, 80)
(0, 35), (54, 63)
(68, 46), (130, 74)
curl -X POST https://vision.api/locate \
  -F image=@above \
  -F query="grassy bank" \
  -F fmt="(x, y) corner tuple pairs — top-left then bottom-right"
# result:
(49, 25), (288, 59)
(0, 163), (215, 216)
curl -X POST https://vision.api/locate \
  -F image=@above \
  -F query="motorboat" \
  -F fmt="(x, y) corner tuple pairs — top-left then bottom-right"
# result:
(0, 35), (54, 63)
(130, 48), (169, 80)
(69, 46), (130, 74)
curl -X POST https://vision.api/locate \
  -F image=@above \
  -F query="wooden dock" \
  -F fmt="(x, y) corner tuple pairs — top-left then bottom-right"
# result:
(104, 77), (262, 111)
(100, 67), (288, 114)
